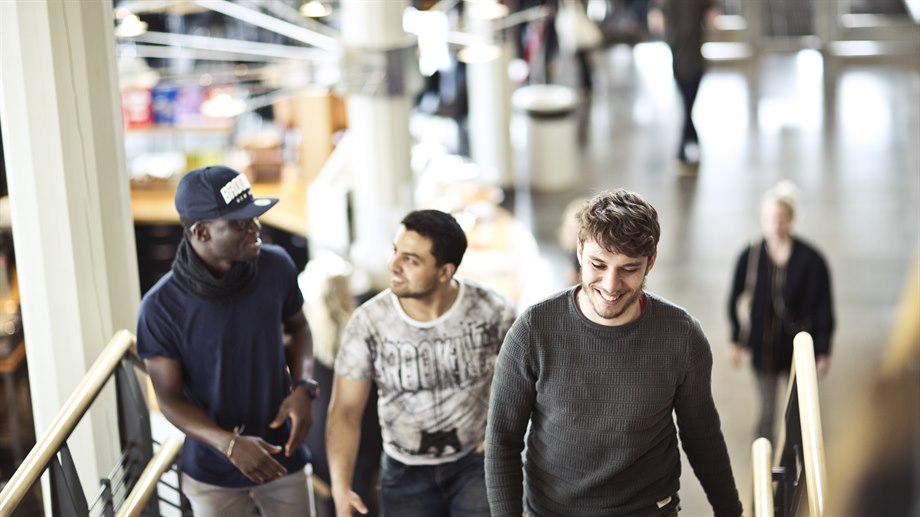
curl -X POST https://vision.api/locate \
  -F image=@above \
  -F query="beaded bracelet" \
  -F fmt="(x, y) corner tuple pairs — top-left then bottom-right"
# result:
(226, 424), (245, 459)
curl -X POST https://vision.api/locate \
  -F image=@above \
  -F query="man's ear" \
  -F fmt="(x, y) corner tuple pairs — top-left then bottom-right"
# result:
(646, 250), (658, 275)
(576, 240), (584, 266)
(438, 262), (457, 284)
(192, 223), (210, 242)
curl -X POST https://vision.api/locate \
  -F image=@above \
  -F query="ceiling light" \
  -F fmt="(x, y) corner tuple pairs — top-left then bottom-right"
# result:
(300, 0), (332, 18)
(115, 13), (148, 38)
(201, 90), (246, 118)
(466, 1), (509, 20)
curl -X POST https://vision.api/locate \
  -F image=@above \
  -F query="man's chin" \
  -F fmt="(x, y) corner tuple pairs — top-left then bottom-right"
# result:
(593, 293), (637, 320)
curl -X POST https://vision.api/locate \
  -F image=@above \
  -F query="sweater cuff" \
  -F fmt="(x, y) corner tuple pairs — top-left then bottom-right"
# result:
(714, 500), (744, 517)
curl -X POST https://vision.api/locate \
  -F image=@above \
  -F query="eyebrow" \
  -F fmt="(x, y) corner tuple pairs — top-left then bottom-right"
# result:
(587, 255), (643, 267)
(393, 245), (423, 261)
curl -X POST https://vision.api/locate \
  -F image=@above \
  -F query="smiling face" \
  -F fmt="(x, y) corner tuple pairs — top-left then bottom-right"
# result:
(576, 238), (656, 326)
(387, 225), (452, 300)
(192, 217), (262, 274)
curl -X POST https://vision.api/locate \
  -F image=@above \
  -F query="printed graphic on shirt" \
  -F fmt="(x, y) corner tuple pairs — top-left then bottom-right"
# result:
(373, 319), (500, 393)
(336, 279), (515, 464)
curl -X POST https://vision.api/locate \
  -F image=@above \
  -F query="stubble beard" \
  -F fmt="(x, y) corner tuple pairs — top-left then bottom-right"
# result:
(586, 277), (646, 322)
(391, 280), (437, 301)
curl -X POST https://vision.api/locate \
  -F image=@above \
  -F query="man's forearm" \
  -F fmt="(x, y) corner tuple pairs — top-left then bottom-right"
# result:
(326, 407), (362, 493)
(283, 309), (314, 381)
(285, 323), (314, 380)
(485, 437), (528, 517)
(157, 393), (233, 453)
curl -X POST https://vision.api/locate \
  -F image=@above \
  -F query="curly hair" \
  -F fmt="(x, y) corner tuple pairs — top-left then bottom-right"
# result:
(401, 209), (468, 268)
(576, 189), (660, 259)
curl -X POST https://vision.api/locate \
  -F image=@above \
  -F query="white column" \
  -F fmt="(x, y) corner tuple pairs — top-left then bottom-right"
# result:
(463, 1), (514, 188)
(0, 0), (140, 508)
(815, 0), (839, 130)
(744, 0), (763, 125)
(340, 0), (414, 289)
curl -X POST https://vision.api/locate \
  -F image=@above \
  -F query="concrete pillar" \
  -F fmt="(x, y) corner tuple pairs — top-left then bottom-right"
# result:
(463, 0), (514, 188)
(814, 0), (839, 130)
(744, 0), (763, 125)
(340, 0), (414, 289)
(0, 0), (140, 508)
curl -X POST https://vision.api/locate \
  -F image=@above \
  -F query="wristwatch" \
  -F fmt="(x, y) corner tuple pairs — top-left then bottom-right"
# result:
(293, 378), (320, 399)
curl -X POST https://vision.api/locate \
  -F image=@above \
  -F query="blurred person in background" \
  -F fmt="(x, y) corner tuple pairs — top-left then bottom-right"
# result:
(557, 196), (590, 285)
(648, 0), (719, 164)
(727, 180), (835, 441)
(301, 252), (382, 517)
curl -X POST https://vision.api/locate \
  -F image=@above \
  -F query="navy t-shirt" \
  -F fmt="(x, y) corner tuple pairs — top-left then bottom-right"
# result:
(136, 244), (310, 487)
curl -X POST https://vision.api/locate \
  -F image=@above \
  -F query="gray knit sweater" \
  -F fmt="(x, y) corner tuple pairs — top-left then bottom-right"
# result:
(485, 288), (742, 517)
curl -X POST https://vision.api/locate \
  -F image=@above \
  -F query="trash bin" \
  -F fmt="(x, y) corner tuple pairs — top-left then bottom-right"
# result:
(511, 84), (580, 191)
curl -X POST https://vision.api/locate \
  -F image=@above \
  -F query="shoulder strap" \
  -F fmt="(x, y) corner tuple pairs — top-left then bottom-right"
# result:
(744, 239), (761, 293)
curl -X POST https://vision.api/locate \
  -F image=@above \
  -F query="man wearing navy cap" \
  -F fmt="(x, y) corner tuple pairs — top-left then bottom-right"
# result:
(136, 165), (318, 516)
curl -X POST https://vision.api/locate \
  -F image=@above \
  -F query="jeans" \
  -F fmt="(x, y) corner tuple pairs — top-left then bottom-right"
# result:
(755, 371), (788, 441)
(380, 451), (489, 517)
(181, 468), (312, 517)
(675, 75), (702, 157)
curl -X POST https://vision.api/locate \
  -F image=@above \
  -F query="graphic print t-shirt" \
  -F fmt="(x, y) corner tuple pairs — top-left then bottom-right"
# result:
(336, 278), (516, 465)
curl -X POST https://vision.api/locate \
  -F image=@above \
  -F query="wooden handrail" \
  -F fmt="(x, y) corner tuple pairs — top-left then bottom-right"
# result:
(791, 331), (828, 517)
(0, 330), (137, 514)
(751, 437), (774, 517)
(116, 437), (182, 517)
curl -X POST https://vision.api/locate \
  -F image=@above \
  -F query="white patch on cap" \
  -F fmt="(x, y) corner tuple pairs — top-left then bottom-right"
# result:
(220, 174), (252, 205)
(254, 199), (272, 206)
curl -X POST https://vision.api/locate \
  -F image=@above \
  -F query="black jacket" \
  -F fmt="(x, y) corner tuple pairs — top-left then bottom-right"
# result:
(728, 237), (835, 373)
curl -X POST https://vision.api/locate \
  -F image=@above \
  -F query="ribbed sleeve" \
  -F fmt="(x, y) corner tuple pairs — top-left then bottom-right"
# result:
(485, 288), (742, 517)
(485, 313), (536, 516)
(674, 320), (744, 517)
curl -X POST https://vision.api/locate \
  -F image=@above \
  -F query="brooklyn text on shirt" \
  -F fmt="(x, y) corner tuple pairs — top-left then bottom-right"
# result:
(371, 321), (501, 392)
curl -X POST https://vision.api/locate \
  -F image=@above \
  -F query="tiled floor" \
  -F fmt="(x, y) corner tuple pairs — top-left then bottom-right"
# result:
(508, 43), (920, 514)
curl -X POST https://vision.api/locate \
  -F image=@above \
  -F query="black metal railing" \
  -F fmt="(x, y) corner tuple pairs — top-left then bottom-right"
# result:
(0, 331), (165, 516)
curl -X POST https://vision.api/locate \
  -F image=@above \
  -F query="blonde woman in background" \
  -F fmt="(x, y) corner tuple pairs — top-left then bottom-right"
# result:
(300, 252), (383, 517)
(727, 180), (836, 441)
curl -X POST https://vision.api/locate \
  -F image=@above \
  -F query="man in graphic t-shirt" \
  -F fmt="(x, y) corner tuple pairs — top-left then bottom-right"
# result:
(327, 209), (516, 517)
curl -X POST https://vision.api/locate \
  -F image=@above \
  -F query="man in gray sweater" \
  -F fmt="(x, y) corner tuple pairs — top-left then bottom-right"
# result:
(485, 189), (743, 517)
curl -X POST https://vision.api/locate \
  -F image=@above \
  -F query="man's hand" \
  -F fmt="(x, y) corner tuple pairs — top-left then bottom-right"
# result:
(332, 488), (368, 517)
(816, 355), (830, 379)
(730, 343), (746, 369)
(647, 8), (665, 36)
(228, 435), (287, 484)
(270, 386), (313, 457)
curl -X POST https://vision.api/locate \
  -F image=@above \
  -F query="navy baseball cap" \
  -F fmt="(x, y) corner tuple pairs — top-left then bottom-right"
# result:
(175, 165), (278, 221)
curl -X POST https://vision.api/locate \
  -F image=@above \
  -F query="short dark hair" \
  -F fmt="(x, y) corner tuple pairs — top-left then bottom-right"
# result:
(576, 189), (660, 259)
(401, 210), (467, 268)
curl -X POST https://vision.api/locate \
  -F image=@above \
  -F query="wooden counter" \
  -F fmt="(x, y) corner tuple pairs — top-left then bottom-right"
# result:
(131, 176), (309, 236)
